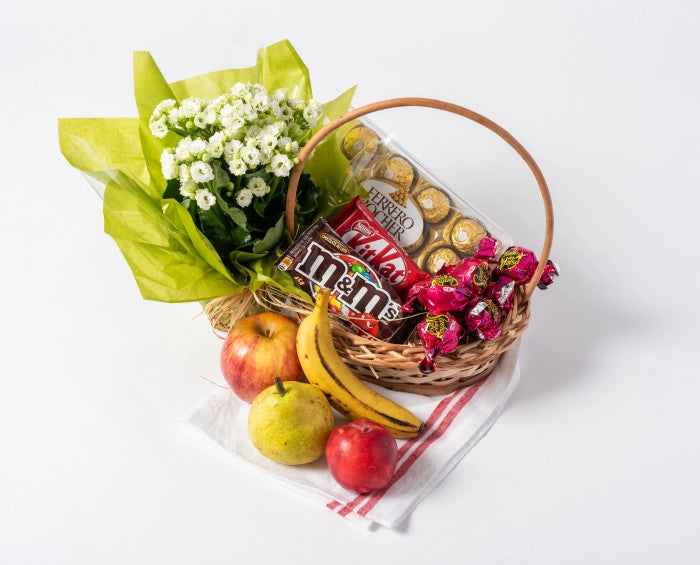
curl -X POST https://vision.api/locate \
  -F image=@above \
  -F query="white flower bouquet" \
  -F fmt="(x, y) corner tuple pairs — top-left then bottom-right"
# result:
(59, 40), (364, 304)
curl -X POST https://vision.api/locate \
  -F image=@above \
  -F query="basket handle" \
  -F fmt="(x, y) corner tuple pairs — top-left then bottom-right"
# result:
(285, 97), (554, 300)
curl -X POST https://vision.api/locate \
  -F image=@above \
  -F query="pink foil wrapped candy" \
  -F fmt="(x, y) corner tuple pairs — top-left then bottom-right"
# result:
(417, 312), (464, 374)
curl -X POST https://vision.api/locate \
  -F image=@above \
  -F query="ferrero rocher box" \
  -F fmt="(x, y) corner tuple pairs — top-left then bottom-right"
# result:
(337, 119), (514, 276)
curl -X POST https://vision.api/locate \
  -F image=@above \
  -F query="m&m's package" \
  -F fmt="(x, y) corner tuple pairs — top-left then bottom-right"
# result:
(276, 218), (416, 343)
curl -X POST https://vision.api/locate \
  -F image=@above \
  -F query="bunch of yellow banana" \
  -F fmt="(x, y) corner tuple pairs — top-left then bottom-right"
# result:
(296, 288), (424, 439)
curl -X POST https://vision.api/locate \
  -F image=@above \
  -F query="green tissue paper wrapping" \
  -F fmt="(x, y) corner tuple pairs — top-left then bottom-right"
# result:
(59, 39), (361, 304)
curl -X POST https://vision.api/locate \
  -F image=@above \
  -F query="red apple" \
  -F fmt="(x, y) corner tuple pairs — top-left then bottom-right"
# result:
(220, 312), (305, 403)
(325, 419), (399, 494)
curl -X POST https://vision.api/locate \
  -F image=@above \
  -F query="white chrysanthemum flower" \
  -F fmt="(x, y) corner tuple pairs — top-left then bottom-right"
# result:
(303, 99), (323, 127)
(167, 107), (181, 125)
(240, 145), (261, 168)
(262, 123), (284, 137)
(231, 82), (249, 99)
(236, 188), (253, 208)
(259, 134), (278, 153)
(219, 103), (235, 118)
(277, 136), (298, 154)
(242, 103), (258, 122)
(179, 163), (192, 184)
(195, 188), (217, 210)
(181, 97), (203, 118)
(207, 132), (226, 159)
(228, 158), (247, 176)
(194, 107), (218, 129)
(287, 98), (304, 110)
(189, 138), (208, 158)
(223, 139), (243, 161)
(193, 112), (208, 129)
(154, 98), (177, 114)
(248, 176), (269, 197)
(210, 94), (229, 109)
(272, 101), (293, 121)
(221, 114), (244, 134)
(251, 92), (270, 111)
(271, 88), (288, 102)
(244, 125), (263, 144)
(150, 119), (169, 138)
(248, 83), (266, 96)
(269, 154), (293, 177)
(179, 180), (196, 198)
(176, 137), (193, 161)
(203, 106), (218, 124)
(190, 161), (215, 183)
(160, 150), (178, 180)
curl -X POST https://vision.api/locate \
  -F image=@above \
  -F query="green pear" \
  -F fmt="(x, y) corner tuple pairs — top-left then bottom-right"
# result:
(248, 377), (334, 465)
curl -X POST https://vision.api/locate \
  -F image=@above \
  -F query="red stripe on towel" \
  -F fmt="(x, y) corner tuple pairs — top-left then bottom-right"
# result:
(335, 381), (484, 519)
(356, 380), (484, 518)
(335, 388), (460, 518)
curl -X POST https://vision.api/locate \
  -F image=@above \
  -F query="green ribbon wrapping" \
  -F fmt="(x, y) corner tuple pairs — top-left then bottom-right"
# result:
(59, 39), (361, 303)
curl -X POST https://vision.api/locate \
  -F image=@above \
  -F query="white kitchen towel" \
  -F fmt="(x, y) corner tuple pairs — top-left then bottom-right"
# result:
(186, 339), (520, 529)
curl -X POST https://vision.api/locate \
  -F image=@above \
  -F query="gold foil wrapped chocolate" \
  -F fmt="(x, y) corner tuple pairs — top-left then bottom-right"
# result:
(340, 125), (381, 165)
(414, 185), (452, 224)
(449, 217), (488, 256)
(422, 245), (460, 275)
(373, 153), (416, 191)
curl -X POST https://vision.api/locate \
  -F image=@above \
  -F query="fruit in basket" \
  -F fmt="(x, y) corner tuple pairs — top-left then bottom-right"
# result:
(221, 312), (305, 403)
(325, 419), (399, 493)
(296, 288), (424, 439)
(248, 377), (334, 465)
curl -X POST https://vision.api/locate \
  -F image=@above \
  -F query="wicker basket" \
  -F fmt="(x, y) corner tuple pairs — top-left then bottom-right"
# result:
(206, 98), (554, 396)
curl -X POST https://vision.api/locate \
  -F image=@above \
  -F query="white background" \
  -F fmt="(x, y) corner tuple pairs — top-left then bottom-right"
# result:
(2, 0), (699, 563)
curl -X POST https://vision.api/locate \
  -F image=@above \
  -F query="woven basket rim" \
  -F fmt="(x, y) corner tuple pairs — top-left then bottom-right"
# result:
(204, 283), (531, 395)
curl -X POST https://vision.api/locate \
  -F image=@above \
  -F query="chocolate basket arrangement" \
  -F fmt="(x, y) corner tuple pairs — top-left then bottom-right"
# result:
(204, 97), (555, 396)
(59, 41), (555, 398)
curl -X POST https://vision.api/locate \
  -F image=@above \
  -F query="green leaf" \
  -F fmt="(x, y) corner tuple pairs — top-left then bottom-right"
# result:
(197, 206), (233, 258)
(252, 215), (285, 254)
(227, 206), (248, 228)
(162, 179), (181, 200)
(211, 161), (231, 190)
(227, 224), (253, 249)
(252, 196), (267, 217)
(211, 185), (248, 227)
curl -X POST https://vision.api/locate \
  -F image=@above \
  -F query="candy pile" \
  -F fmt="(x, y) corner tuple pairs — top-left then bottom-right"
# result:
(401, 237), (558, 373)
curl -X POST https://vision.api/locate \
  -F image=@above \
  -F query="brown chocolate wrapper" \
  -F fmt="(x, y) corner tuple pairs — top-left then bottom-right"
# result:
(276, 218), (416, 343)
